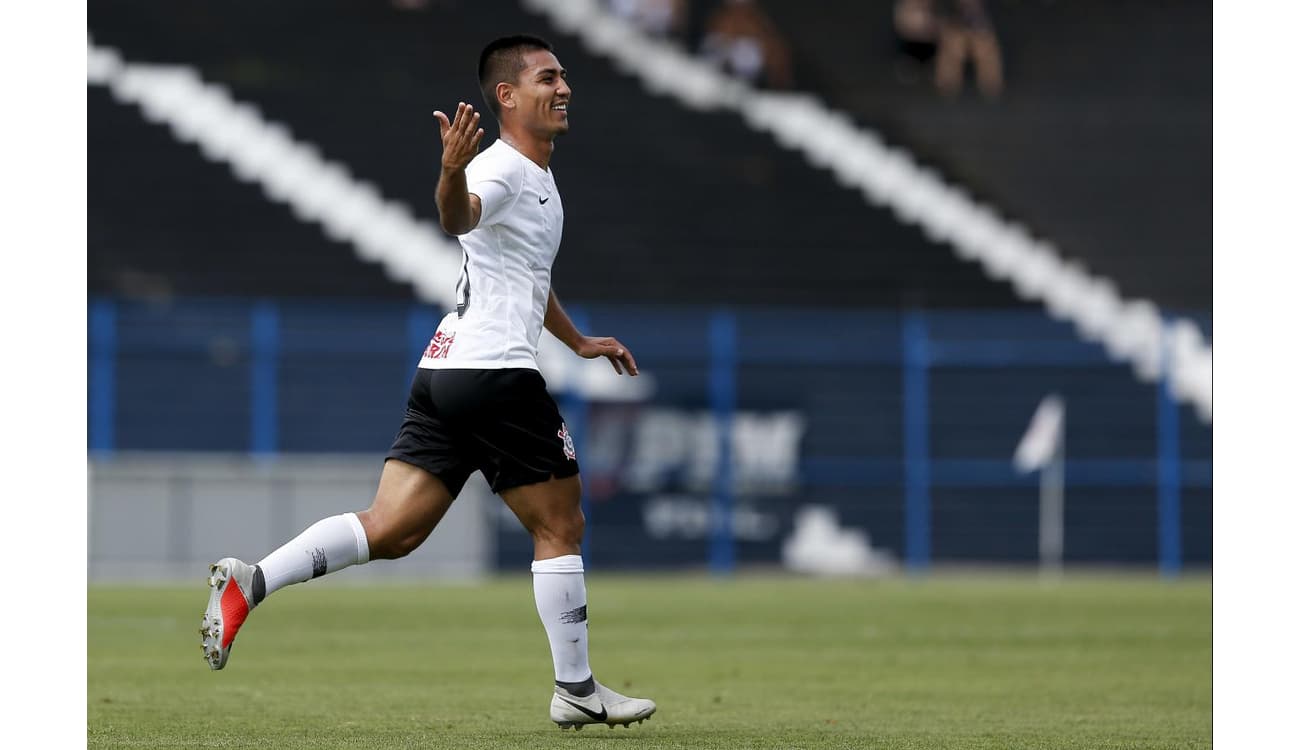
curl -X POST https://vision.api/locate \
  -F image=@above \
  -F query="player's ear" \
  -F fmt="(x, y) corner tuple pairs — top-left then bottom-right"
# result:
(496, 81), (515, 113)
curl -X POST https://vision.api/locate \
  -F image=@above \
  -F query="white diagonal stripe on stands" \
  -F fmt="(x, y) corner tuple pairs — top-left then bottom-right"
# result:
(522, 0), (1212, 423)
(86, 39), (652, 402)
(87, 40), (462, 309)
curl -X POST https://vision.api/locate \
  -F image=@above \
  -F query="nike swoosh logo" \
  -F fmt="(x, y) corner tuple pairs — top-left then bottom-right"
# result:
(558, 696), (607, 721)
(539, 196), (550, 204)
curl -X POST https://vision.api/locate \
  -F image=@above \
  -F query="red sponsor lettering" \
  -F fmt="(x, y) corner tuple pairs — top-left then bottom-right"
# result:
(423, 330), (455, 359)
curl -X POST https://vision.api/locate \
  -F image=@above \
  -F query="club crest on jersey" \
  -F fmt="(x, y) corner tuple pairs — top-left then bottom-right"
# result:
(558, 423), (576, 461)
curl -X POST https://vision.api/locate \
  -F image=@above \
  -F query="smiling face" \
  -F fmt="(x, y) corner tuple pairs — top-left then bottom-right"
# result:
(499, 49), (571, 139)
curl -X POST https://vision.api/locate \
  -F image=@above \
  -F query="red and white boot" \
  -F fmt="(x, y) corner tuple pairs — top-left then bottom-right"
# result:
(200, 558), (258, 670)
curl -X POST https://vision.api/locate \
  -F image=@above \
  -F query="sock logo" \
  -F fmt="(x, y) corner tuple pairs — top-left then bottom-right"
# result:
(559, 605), (587, 624)
(310, 547), (327, 578)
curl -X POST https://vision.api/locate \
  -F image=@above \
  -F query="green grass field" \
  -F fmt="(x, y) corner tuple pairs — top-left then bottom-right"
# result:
(88, 574), (1210, 749)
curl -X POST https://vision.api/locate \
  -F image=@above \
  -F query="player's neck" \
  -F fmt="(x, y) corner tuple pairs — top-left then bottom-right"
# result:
(500, 128), (554, 171)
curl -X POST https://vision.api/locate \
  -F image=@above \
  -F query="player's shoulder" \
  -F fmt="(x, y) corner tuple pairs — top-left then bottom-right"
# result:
(467, 140), (525, 181)
(469, 140), (519, 170)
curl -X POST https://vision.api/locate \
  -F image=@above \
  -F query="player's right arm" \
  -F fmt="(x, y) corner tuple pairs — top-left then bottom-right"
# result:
(434, 102), (485, 235)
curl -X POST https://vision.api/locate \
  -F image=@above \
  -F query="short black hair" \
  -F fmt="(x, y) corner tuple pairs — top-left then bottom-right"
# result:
(477, 34), (554, 118)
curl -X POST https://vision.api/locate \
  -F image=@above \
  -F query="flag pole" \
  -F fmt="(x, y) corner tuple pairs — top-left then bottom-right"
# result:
(1039, 402), (1066, 580)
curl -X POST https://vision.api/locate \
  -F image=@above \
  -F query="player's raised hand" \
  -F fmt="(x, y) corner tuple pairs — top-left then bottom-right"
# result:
(433, 102), (484, 173)
(575, 336), (639, 376)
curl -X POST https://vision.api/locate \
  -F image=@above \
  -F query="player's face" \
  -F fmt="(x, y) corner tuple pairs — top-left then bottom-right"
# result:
(514, 49), (571, 137)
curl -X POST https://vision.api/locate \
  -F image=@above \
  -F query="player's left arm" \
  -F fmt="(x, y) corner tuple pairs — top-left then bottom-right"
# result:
(545, 289), (639, 376)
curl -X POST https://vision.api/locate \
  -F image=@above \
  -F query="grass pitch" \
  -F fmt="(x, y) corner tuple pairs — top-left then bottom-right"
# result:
(88, 574), (1210, 749)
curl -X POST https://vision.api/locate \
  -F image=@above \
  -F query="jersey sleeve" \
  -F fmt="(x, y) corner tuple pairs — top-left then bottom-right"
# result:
(465, 149), (522, 230)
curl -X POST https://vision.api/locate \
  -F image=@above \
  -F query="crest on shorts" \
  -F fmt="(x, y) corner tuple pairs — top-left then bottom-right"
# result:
(558, 423), (576, 461)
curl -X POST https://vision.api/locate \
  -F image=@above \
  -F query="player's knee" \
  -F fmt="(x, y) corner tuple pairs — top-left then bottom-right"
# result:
(564, 510), (585, 546)
(550, 508), (586, 547)
(374, 523), (428, 559)
(356, 508), (425, 560)
(368, 529), (422, 560)
(387, 531), (424, 559)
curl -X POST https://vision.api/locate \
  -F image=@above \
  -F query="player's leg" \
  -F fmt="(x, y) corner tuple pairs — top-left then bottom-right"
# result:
(500, 474), (657, 729)
(202, 367), (472, 670)
(971, 30), (1004, 98)
(471, 368), (654, 727)
(935, 23), (970, 96)
(258, 458), (456, 592)
(357, 459), (458, 559)
(201, 459), (455, 670)
(500, 473), (588, 684)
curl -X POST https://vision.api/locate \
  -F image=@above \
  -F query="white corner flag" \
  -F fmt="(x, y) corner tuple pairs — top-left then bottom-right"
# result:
(1014, 394), (1067, 577)
(1014, 395), (1066, 474)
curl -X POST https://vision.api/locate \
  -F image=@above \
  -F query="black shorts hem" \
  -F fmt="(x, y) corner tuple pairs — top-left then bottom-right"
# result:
(383, 454), (473, 498)
(489, 460), (581, 495)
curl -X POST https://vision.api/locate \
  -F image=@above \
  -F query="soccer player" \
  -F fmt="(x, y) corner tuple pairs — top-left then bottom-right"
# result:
(200, 35), (657, 731)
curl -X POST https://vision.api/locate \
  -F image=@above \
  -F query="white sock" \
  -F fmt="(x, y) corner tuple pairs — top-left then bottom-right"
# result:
(256, 513), (370, 598)
(531, 554), (593, 685)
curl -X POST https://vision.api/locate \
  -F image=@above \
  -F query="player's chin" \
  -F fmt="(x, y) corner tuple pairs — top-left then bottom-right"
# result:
(553, 118), (571, 136)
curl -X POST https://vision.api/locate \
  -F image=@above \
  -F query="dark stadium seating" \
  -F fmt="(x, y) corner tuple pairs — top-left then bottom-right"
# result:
(89, 87), (414, 299)
(89, 0), (1027, 307)
(758, 0), (1212, 311)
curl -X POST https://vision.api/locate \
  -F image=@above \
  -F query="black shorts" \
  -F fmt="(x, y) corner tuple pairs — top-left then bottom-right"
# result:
(386, 368), (580, 496)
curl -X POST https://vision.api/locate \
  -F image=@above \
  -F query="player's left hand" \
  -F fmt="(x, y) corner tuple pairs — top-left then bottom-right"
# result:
(575, 336), (638, 376)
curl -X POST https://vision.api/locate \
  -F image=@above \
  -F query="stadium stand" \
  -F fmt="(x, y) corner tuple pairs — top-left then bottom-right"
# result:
(87, 1), (1211, 569)
(88, 0), (1025, 308)
(89, 86), (413, 300)
(89, 45), (465, 305)
(757, 0), (1213, 312)
(520, 0), (1209, 421)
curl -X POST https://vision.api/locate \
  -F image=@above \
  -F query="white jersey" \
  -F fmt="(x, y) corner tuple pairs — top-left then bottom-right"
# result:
(419, 140), (563, 371)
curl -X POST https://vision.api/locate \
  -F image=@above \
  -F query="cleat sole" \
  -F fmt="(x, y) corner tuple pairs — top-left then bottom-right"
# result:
(554, 715), (651, 730)
(200, 560), (240, 671)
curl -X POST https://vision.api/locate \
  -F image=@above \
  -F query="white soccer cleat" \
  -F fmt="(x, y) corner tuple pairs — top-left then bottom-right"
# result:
(551, 680), (657, 730)
(199, 557), (257, 670)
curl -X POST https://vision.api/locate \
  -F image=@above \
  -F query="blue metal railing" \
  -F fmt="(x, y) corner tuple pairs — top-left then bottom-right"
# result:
(902, 311), (932, 573)
(249, 300), (279, 457)
(1158, 328), (1183, 578)
(87, 298), (1211, 572)
(709, 310), (738, 575)
(89, 299), (117, 454)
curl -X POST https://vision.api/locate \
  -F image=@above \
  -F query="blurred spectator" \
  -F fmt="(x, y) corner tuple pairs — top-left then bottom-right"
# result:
(933, 0), (1003, 98)
(700, 0), (793, 89)
(609, 0), (689, 40)
(895, 0), (939, 49)
(893, 0), (939, 85)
